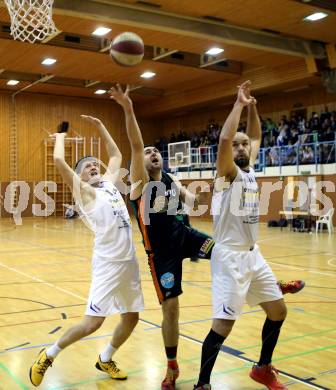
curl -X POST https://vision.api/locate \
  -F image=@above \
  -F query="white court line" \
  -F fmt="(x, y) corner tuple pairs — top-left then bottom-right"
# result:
(327, 258), (336, 267)
(0, 262), (86, 301)
(0, 261), (325, 389)
(268, 261), (336, 278)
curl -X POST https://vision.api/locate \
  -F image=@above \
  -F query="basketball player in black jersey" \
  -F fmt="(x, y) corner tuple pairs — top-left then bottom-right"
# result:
(109, 84), (305, 390)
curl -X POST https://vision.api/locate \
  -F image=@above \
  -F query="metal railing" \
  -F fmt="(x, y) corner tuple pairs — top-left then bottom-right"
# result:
(160, 135), (336, 173)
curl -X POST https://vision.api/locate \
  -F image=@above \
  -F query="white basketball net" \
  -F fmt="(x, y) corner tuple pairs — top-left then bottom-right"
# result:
(5, 0), (58, 43)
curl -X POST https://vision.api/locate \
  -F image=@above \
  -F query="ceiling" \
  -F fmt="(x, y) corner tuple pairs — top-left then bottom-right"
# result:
(0, 0), (334, 116)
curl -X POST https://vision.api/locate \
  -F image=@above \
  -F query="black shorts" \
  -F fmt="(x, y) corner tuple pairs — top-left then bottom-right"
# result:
(148, 226), (214, 303)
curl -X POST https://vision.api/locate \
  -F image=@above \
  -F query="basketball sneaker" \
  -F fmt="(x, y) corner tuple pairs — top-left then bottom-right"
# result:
(250, 364), (288, 390)
(161, 362), (179, 390)
(95, 356), (127, 380)
(194, 385), (212, 389)
(278, 280), (305, 294)
(29, 348), (53, 387)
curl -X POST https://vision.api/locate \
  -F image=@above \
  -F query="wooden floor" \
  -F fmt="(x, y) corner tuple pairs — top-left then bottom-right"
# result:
(0, 217), (335, 390)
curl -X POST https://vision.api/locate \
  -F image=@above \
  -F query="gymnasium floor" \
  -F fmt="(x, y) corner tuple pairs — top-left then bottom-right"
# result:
(0, 217), (335, 390)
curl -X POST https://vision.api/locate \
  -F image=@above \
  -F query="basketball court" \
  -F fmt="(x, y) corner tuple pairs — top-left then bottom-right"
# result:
(0, 1), (335, 390)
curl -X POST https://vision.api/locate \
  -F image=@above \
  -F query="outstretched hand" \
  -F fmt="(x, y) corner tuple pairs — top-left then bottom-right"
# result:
(109, 84), (132, 109)
(236, 80), (255, 106)
(81, 115), (103, 127)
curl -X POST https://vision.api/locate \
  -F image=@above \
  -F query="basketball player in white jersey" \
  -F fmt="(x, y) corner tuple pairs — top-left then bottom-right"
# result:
(109, 84), (303, 390)
(195, 81), (289, 390)
(29, 116), (144, 387)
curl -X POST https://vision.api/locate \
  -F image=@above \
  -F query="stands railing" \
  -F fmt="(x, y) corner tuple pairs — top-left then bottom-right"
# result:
(160, 135), (336, 174)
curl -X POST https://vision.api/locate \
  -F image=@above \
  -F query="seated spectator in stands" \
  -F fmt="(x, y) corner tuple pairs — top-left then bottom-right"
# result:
(300, 126), (311, 144)
(191, 132), (200, 148)
(265, 118), (277, 134)
(297, 115), (306, 133)
(310, 113), (320, 132)
(176, 129), (188, 142)
(277, 123), (288, 146)
(277, 119), (288, 139)
(269, 135), (277, 147)
(301, 145), (314, 164)
(319, 143), (334, 164)
(285, 140), (297, 165)
(289, 115), (298, 130)
(170, 133), (177, 143)
(265, 152), (272, 166)
(320, 106), (332, 122)
(331, 114), (336, 132)
(269, 145), (279, 166)
(199, 136), (209, 163)
(290, 128), (299, 144)
(207, 118), (219, 131)
(323, 127), (335, 142)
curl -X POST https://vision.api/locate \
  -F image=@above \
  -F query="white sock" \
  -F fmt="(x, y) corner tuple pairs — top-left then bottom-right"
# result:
(100, 344), (117, 362)
(46, 343), (62, 359)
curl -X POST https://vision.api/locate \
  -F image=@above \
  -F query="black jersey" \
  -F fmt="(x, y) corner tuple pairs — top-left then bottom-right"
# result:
(131, 172), (187, 255)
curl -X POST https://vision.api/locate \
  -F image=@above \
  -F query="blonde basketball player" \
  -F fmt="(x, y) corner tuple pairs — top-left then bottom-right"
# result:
(195, 81), (289, 390)
(29, 116), (144, 386)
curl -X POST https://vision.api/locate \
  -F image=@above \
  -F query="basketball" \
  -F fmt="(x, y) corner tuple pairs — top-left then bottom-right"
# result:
(110, 32), (144, 66)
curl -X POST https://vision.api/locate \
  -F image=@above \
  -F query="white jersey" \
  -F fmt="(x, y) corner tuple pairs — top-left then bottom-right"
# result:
(212, 167), (259, 247)
(78, 180), (135, 261)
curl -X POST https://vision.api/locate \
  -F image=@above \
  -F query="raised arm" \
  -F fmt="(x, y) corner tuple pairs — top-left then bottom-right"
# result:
(246, 98), (261, 166)
(81, 115), (122, 182)
(53, 133), (80, 195)
(53, 133), (94, 205)
(216, 81), (253, 181)
(109, 84), (149, 200)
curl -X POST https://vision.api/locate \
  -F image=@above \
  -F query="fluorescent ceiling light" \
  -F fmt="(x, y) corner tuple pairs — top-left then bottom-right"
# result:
(92, 27), (112, 36)
(206, 47), (224, 56)
(304, 12), (328, 21)
(141, 71), (156, 79)
(42, 58), (57, 65)
(94, 89), (107, 95)
(7, 80), (19, 85)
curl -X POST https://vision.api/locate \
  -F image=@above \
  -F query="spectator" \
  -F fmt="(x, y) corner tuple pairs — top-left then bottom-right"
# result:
(285, 140), (297, 165)
(170, 133), (177, 143)
(301, 146), (314, 164)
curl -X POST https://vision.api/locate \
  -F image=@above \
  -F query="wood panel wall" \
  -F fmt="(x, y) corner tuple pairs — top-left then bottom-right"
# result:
(0, 91), (157, 182)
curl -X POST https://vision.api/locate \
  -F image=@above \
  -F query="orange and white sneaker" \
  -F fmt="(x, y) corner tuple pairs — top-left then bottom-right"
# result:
(278, 280), (305, 294)
(161, 362), (179, 390)
(250, 364), (288, 390)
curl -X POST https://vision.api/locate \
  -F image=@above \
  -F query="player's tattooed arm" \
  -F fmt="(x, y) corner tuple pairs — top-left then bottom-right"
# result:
(110, 84), (149, 200)
(81, 115), (122, 182)
(216, 80), (253, 182)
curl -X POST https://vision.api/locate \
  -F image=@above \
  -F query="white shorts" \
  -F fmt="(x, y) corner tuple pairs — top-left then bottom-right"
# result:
(85, 255), (144, 317)
(211, 244), (283, 320)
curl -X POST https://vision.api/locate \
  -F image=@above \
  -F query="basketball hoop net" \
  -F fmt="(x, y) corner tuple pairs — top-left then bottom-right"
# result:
(5, 0), (58, 43)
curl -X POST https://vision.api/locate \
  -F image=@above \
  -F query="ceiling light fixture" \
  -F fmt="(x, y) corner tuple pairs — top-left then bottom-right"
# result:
(42, 58), (57, 65)
(206, 47), (224, 56)
(92, 27), (112, 36)
(7, 80), (20, 85)
(94, 89), (107, 95)
(141, 71), (156, 79)
(304, 12), (328, 21)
